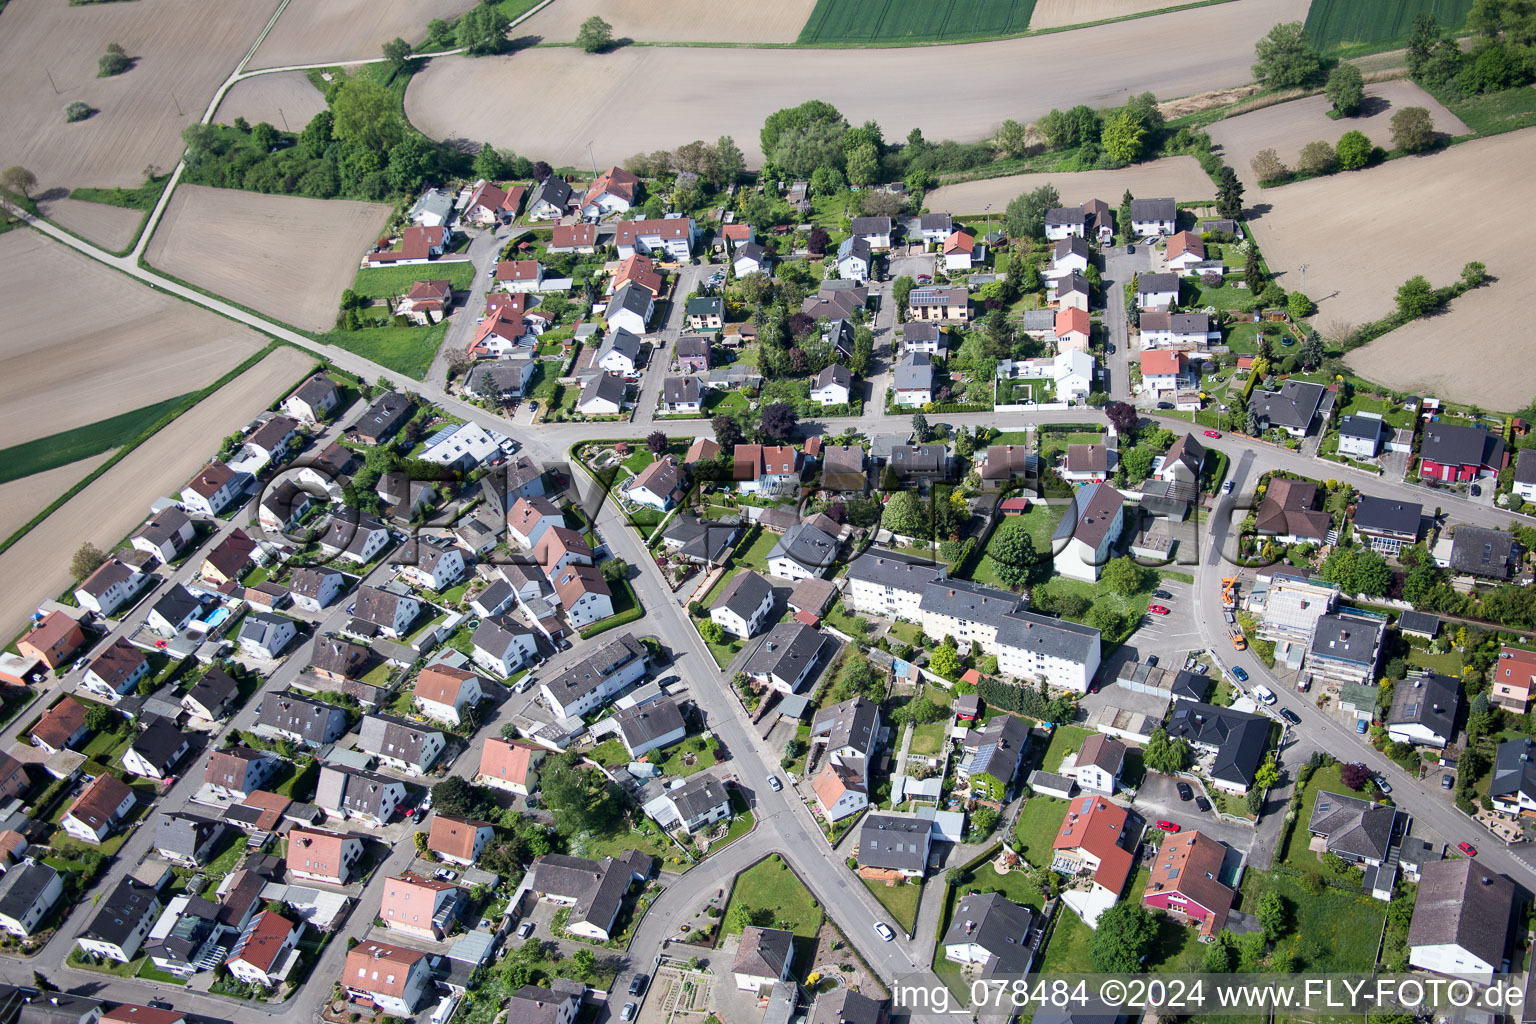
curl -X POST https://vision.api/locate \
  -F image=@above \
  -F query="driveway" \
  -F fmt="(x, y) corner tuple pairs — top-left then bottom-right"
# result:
(1117, 576), (1202, 662)
(1132, 773), (1255, 852)
(1101, 244), (1149, 401)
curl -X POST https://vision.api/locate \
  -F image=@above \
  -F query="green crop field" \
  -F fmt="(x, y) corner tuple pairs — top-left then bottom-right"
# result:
(1302, 0), (1472, 52)
(797, 0), (1037, 44)
(351, 261), (476, 299)
(0, 393), (199, 485)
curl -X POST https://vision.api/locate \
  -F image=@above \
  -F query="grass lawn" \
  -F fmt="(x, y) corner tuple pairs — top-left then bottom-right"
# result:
(0, 393), (198, 485)
(712, 791), (756, 853)
(1339, 395), (1415, 429)
(909, 720), (947, 756)
(1040, 724), (1091, 772)
(967, 505), (1062, 590)
(863, 878), (922, 934)
(351, 261), (476, 299)
(588, 738), (628, 767)
(320, 321), (448, 380)
(1240, 870), (1386, 971)
(655, 734), (718, 777)
(1285, 762), (1350, 873)
(201, 829), (245, 881)
(1012, 794), (1070, 868)
(1408, 647), (1463, 675)
(80, 728), (132, 764)
(1441, 83), (1536, 136)
(955, 860), (1045, 911)
(693, 612), (745, 669)
(70, 173), (172, 211)
(1033, 575), (1153, 637)
(137, 961), (186, 985)
(1036, 904), (1096, 973)
(733, 526), (779, 573)
(583, 818), (676, 865)
(723, 856), (824, 938)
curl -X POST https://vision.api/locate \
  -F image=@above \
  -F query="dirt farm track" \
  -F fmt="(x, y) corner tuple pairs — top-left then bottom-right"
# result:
(0, 230), (266, 451)
(249, 0), (477, 68)
(145, 186), (393, 333)
(0, 0), (282, 191)
(0, 348), (313, 641)
(405, 0), (1309, 168)
(1241, 129), (1536, 409)
(517, 0), (820, 44)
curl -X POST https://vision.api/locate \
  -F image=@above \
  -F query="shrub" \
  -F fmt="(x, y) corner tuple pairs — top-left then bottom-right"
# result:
(65, 101), (93, 122)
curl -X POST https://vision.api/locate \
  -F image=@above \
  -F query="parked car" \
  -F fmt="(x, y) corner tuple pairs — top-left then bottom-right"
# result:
(1252, 684), (1276, 704)
(1231, 666), (1248, 682)
(1146, 655), (1159, 668)
(1194, 663), (1209, 675)
(1373, 776), (1392, 794)
(629, 975), (649, 996)
(1194, 796), (1212, 813)
(1471, 484), (1482, 496)
(1204, 430), (1222, 439)
(620, 1003), (637, 1022)
(1153, 590), (1171, 599)
(1157, 820), (1180, 833)
(1176, 782), (1193, 801)
(1442, 774), (1454, 789)
(1458, 841), (1478, 856)
(1126, 244), (1135, 254)
(1221, 480), (1234, 495)
(1157, 402), (1174, 410)
(766, 776), (782, 792)
(517, 920), (535, 939)
(1280, 708), (1301, 725)
(874, 922), (895, 941)
(1356, 719), (1369, 734)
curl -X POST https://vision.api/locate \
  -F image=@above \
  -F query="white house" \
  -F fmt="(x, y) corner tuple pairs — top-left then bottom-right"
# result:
(613, 217), (697, 261)
(605, 282), (654, 337)
(733, 242), (768, 277)
(288, 568), (345, 612)
(811, 364), (852, 406)
(470, 617), (537, 678)
(413, 665), (484, 726)
(552, 565), (613, 628)
(282, 374), (340, 425)
(1515, 449), (1536, 504)
(850, 216), (892, 250)
(62, 775), (135, 845)
(1052, 236), (1091, 274)
(595, 329), (642, 375)
(180, 461), (252, 517)
(398, 543), (465, 592)
(408, 188), (455, 228)
(0, 862), (63, 938)
(1139, 311), (1216, 349)
(538, 633), (648, 718)
(1051, 483), (1125, 583)
(893, 352), (933, 406)
(131, 507), (196, 565)
(942, 231), (977, 270)
(577, 373), (628, 416)
(710, 571), (774, 638)
(732, 926), (795, 992)
(1139, 349), (1191, 394)
(238, 612), (298, 660)
(507, 497), (564, 550)
(1155, 433), (1206, 488)
(1338, 414), (1389, 459)
(581, 166), (641, 217)
(225, 911), (302, 988)
(996, 348), (1095, 404)
(1044, 207), (1086, 240)
(1408, 857), (1516, 985)
(75, 557), (146, 618)
(1135, 273), (1181, 310)
(622, 455), (686, 512)
(836, 236), (872, 281)
(77, 876), (161, 962)
(344, 942), (433, 1016)
(1130, 197), (1177, 236)
(419, 421), (503, 471)
(359, 716), (446, 775)
(1071, 734), (1126, 794)
(942, 892), (1039, 975)
(613, 696), (688, 759)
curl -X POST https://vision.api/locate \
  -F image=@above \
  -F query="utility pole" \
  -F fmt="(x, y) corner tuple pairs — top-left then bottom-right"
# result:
(169, 90), (183, 116)
(45, 69), (60, 95)
(1298, 262), (1308, 292)
(277, 107), (288, 132)
(587, 140), (597, 179)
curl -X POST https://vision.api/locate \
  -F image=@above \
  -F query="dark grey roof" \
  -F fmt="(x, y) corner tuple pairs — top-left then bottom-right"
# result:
(81, 876), (160, 946)
(735, 241), (766, 264)
(890, 443), (947, 477)
(836, 236), (871, 264)
(1353, 496), (1421, 538)
(662, 376), (702, 405)
(316, 762), (405, 818)
(136, 506), (192, 550)
(919, 578), (1022, 629)
(608, 282), (652, 321)
(1490, 737), (1536, 803)
(941, 891), (1039, 975)
(613, 696), (686, 750)
(1308, 789), (1400, 861)
(151, 584), (203, 628)
(1450, 526), (1517, 578)
(1054, 236), (1091, 261)
(857, 813), (930, 871)
(1338, 414), (1387, 441)
(846, 551), (945, 593)
(668, 774), (728, 821)
(662, 517), (738, 564)
(527, 852), (650, 935)
(745, 621), (829, 687)
(129, 715), (188, 772)
(529, 175), (572, 211)
(769, 521), (838, 572)
(811, 696), (878, 754)
(850, 216), (891, 236)
(1407, 857), (1516, 967)
(351, 392), (414, 441)
(239, 612), (294, 653)
(543, 633), (646, 707)
(359, 714), (442, 765)
(1130, 197), (1177, 222)
(1137, 272), (1181, 294)
(903, 321), (940, 343)
(816, 363), (852, 389)
(1251, 380), (1326, 432)
(1140, 311), (1210, 334)
(473, 614), (530, 656)
(713, 570), (773, 619)
(1387, 673), (1459, 742)
(258, 690), (348, 744)
(1309, 613), (1383, 667)
(17, 994), (101, 1024)
(0, 863), (58, 924)
(1398, 610), (1440, 636)
(353, 585), (416, 629)
(155, 810), (224, 860)
(1397, 836), (1441, 872)
(1052, 482), (1125, 548)
(893, 352), (933, 391)
(1044, 207), (1084, 226)
(809, 989), (884, 1024)
(474, 580), (514, 613)
(1164, 703), (1270, 788)
(960, 713), (1032, 782)
(1421, 423), (1504, 471)
(1517, 448), (1536, 486)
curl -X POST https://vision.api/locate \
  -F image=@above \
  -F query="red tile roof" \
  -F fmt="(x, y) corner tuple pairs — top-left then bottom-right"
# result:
(478, 737), (539, 788)
(1053, 795), (1133, 894)
(345, 941), (428, 998)
(1056, 306), (1090, 337)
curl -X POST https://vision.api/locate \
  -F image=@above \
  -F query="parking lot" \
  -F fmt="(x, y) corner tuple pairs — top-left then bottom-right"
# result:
(1131, 772), (1255, 853)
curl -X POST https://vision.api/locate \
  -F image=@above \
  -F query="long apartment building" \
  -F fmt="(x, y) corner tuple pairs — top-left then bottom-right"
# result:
(845, 551), (1100, 692)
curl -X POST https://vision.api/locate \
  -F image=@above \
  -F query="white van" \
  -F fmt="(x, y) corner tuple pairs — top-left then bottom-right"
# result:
(431, 993), (460, 1024)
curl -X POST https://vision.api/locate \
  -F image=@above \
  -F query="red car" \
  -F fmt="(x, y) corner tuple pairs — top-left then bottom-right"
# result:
(1148, 605), (1171, 615)
(1157, 820), (1180, 833)
(1204, 430), (1222, 439)
(1457, 841), (1478, 857)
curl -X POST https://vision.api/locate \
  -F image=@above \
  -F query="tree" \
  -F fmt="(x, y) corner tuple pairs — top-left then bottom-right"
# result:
(892, 275), (915, 313)
(698, 620), (724, 644)
(759, 402), (797, 441)
(381, 37), (412, 78)
(1215, 166), (1245, 219)
(1319, 545), (1393, 596)
(332, 78), (404, 152)
(1242, 890), (1284, 942)
(989, 525), (1037, 591)
(1325, 62), (1365, 116)
(1335, 130), (1373, 170)
(1297, 139), (1337, 175)
(577, 16), (614, 52)
(541, 752), (623, 835)
(570, 949), (596, 979)
(911, 412), (932, 443)
(70, 542), (107, 580)
(1101, 556), (1148, 596)
(851, 326), (874, 377)
(1202, 931), (1237, 972)
(1086, 604), (1124, 637)
(1407, 12), (1441, 78)
(845, 142), (880, 187)
(995, 119), (1029, 158)
(1002, 184), (1061, 240)
(883, 491), (927, 537)
(1390, 105), (1436, 153)
(1252, 21), (1324, 88)
(1101, 108), (1148, 163)
(456, 5), (511, 55)
(413, 830), (429, 855)
(1244, 245), (1265, 294)
(599, 558), (629, 583)
(431, 777), (483, 817)
(1143, 727), (1190, 774)
(1461, 260), (1488, 288)
(760, 100), (846, 161)
(929, 644), (962, 681)
(98, 43), (130, 77)
(2, 165), (37, 198)
(1090, 902), (1157, 972)
(1250, 148), (1288, 184)
(1287, 291), (1316, 318)
(473, 142), (508, 181)
(715, 136), (745, 185)
(646, 430), (668, 456)
(1395, 274), (1440, 318)
(532, 160), (552, 183)
(83, 701), (114, 735)
(712, 414), (743, 449)
(770, 119), (847, 179)
(65, 101), (93, 123)
(1340, 761), (1372, 790)
(1104, 401), (1138, 436)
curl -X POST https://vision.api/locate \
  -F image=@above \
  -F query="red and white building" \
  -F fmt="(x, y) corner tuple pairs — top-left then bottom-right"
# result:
(1141, 830), (1234, 939)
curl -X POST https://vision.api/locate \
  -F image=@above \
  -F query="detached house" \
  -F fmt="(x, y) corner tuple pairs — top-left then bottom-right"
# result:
(835, 236), (872, 281)
(809, 697), (880, 823)
(472, 615), (538, 678)
(131, 507), (196, 565)
(942, 893), (1041, 976)
(581, 166), (641, 217)
(857, 813), (931, 882)
(315, 764), (406, 826)
(77, 876), (162, 963)
(1493, 646), (1536, 714)
(893, 352), (934, 406)
(414, 665), (484, 726)
(612, 217), (697, 261)
(258, 690), (349, 747)
(711, 571), (775, 638)
(62, 773), (135, 845)
(686, 295), (723, 331)
(0, 862), (63, 938)
(205, 746), (282, 798)
(1051, 482), (1126, 583)
(1419, 423), (1506, 482)
(1166, 702), (1270, 794)
(1140, 310), (1216, 349)
(1045, 207), (1086, 240)
(225, 910), (301, 989)
(476, 737), (544, 796)
(352, 586), (421, 639)
(956, 712), (1031, 800)
(1250, 380), (1327, 438)
(850, 216), (892, 249)
(1386, 672), (1459, 748)
(614, 696), (688, 759)
(660, 376), (703, 415)
(733, 443), (801, 497)
(122, 716), (191, 780)
(811, 364), (852, 407)
(380, 873), (460, 940)
(1408, 857), (1517, 985)
(623, 455), (687, 510)
(744, 620), (830, 694)
(84, 637), (150, 700)
(180, 461), (252, 517)
(428, 814), (495, 867)
(552, 564), (613, 627)
(282, 374), (340, 425)
(344, 941), (433, 1014)
(1130, 197), (1177, 235)
(734, 926), (795, 991)
(1051, 795), (1134, 901)
(359, 715), (446, 774)
(1135, 272), (1181, 310)
(526, 851), (653, 942)
(1142, 830), (1235, 939)
(577, 372), (628, 416)
(768, 519), (839, 580)
(287, 826), (364, 885)
(525, 176), (573, 221)
(1164, 230), (1206, 273)
(908, 287), (969, 323)
(154, 811), (225, 867)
